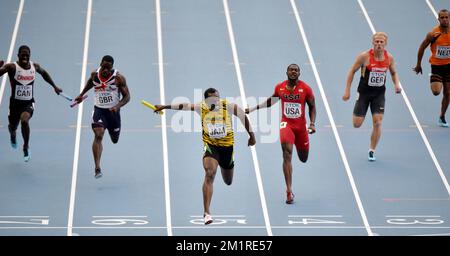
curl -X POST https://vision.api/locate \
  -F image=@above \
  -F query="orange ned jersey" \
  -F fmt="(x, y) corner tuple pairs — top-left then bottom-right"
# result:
(429, 26), (450, 65)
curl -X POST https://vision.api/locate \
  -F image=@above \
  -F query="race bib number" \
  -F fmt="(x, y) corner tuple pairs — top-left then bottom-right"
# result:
(368, 71), (386, 87)
(14, 84), (32, 100)
(207, 123), (227, 139)
(436, 45), (450, 59)
(284, 102), (301, 118)
(95, 92), (114, 106)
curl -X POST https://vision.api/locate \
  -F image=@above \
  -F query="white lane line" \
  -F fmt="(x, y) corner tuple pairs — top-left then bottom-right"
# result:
(222, 0), (272, 236)
(155, 0), (173, 237)
(92, 216), (148, 218)
(0, 0), (25, 106)
(289, 0), (373, 236)
(425, 0), (438, 18)
(0, 216), (49, 218)
(190, 215), (246, 218)
(67, 0), (92, 237)
(413, 233), (450, 236)
(288, 215), (343, 217)
(1, 225), (450, 229)
(357, 0), (450, 197)
(385, 215), (441, 217)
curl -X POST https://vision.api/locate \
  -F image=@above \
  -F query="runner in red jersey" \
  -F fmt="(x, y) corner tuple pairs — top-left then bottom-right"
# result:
(246, 64), (316, 204)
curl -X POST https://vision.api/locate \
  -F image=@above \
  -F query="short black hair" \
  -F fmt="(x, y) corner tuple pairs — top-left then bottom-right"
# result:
(101, 55), (114, 65)
(439, 9), (449, 16)
(204, 88), (218, 99)
(18, 45), (30, 54)
(287, 63), (300, 71)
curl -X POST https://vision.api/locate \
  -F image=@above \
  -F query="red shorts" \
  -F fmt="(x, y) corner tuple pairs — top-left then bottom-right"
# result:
(279, 122), (309, 151)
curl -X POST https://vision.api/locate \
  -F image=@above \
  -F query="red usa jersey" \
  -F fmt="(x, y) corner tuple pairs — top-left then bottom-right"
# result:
(273, 80), (314, 126)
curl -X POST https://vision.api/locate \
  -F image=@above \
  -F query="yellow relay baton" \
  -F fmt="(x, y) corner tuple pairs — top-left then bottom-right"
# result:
(141, 100), (164, 115)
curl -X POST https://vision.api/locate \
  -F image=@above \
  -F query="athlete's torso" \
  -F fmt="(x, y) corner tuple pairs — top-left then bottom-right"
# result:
(430, 26), (450, 65)
(201, 99), (234, 147)
(358, 49), (390, 93)
(93, 68), (121, 109)
(273, 80), (313, 127)
(10, 61), (36, 103)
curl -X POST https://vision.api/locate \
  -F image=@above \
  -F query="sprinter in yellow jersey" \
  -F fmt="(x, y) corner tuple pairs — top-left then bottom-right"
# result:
(155, 88), (256, 225)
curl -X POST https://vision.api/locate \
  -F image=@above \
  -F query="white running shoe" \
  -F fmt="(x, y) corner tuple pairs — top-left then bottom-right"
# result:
(204, 213), (213, 225)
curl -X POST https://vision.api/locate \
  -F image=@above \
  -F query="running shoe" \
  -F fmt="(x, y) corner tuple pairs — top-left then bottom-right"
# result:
(8, 125), (17, 149)
(368, 150), (376, 162)
(95, 168), (103, 179)
(286, 191), (295, 204)
(438, 116), (449, 127)
(204, 213), (213, 225)
(23, 148), (30, 162)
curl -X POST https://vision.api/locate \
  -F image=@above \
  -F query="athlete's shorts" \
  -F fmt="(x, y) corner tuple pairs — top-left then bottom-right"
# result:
(353, 92), (385, 117)
(8, 100), (34, 131)
(431, 64), (450, 84)
(91, 106), (121, 142)
(203, 143), (235, 170)
(279, 122), (309, 152)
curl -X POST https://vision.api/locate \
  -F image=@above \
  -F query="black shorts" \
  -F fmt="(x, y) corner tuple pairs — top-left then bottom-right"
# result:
(353, 92), (385, 117)
(8, 100), (34, 130)
(203, 143), (234, 170)
(431, 64), (450, 84)
(91, 106), (121, 141)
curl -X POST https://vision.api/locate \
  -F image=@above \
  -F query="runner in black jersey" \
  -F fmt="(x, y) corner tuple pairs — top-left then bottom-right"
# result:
(343, 33), (401, 161)
(75, 55), (130, 178)
(0, 45), (62, 162)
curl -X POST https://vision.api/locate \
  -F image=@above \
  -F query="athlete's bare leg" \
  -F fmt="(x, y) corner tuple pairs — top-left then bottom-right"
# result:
(353, 115), (365, 128)
(20, 112), (31, 150)
(370, 113), (383, 150)
(431, 81), (443, 96)
(220, 167), (234, 185)
(92, 127), (105, 170)
(281, 143), (294, 193)
(202, 157), (219, 215)
(297, 148), (309, 163)
(440, 82), (450, 118)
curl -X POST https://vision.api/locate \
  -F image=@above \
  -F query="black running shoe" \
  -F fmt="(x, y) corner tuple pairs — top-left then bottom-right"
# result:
(438, 116), (449, 127)
(95, 168), (103, 179)
(23, 148), (30, 162)
(8, 125), (17, 149)
(286, 191), (295, 204)
(368, 150), (376, 162)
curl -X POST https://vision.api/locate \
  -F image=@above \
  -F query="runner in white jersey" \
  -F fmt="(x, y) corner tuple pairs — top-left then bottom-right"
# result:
(0, 45), (62, 162)
(75, 55), (130, 178)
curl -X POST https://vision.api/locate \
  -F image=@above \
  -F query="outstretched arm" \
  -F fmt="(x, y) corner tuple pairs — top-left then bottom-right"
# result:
(413, 32), (433, 75)
(0, 62), (14, 77)
(34, 63), (62, 94)
(343, 53), (365, 101)
(245, 95), (279, 114)
(74, 71), (95, 103)
(231, 103), (256, 146)
(154, 103), (200, 112)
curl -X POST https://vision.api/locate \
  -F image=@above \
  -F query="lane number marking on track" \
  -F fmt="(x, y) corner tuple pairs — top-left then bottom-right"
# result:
(91, 216), (149, 226)
(287, 215), (346, 225)
(189, 215), (247, 225)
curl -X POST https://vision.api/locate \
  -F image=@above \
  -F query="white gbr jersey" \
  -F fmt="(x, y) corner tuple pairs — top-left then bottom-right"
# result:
(93, 68), (121, 109)
(12, 61), (36, 101)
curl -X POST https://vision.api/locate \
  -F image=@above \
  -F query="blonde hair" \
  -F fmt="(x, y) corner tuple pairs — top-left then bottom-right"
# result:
(372, 32), (388, 43)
